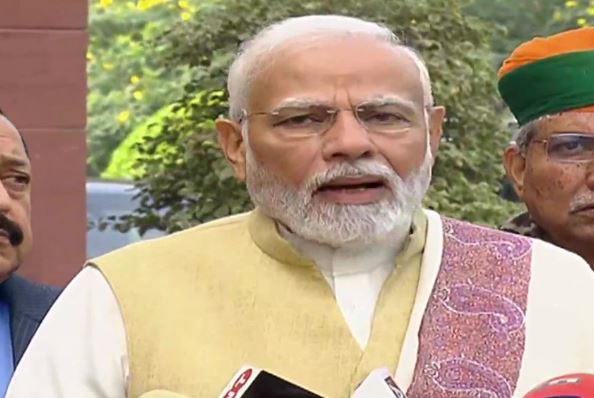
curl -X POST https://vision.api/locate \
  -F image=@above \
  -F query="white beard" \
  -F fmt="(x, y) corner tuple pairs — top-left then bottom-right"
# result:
(245, 146), (432, 249)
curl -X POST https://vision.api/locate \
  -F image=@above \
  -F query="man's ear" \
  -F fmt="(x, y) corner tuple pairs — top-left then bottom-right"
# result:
(428, 106), (445, 159)
(503, 145), (527, 199)
(216, 118), (246, 181)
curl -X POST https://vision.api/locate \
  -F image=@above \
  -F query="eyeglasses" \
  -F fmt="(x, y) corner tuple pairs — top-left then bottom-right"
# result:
(532, 133), (594, 163)
(239, 102), (417, 137)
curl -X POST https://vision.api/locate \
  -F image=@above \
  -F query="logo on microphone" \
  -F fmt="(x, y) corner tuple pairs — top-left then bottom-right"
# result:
(545, 376), (581, 386)
(221, 368), (254, 398)
(384, 377), (406, 398)
(532, 375), (582, 391)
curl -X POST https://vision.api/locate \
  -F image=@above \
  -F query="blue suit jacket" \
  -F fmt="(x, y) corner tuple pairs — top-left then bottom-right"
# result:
(0, 275), (60, 365)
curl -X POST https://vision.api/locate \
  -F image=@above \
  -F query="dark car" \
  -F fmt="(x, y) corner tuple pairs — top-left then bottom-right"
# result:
(86, 180), (165, 258)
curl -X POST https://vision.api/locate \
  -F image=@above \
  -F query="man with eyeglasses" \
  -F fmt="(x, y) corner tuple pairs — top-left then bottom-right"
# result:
(8, 15), (594, 398)
(499, 27), (594, 268)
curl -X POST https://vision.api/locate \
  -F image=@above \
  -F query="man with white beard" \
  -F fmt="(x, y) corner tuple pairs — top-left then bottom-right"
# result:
(8, 15), (594, 398)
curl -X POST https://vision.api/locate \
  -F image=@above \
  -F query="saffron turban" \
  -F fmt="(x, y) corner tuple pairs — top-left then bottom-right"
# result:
(498, 27), (594, 125)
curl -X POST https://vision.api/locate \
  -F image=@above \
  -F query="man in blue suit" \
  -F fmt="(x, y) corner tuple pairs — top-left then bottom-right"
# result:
(0, 109), (59, 394)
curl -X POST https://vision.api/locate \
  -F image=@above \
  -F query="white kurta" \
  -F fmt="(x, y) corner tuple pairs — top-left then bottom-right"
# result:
(7, 210), (594, 398)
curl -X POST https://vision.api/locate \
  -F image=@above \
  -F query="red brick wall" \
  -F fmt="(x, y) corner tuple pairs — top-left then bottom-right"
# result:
(0, 0), (88, 286)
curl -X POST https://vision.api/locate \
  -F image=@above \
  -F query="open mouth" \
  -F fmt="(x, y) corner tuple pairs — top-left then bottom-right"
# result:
(571, 203), (594, 214)
(314, 176), (387, 204)
(318, 178), (386, 192)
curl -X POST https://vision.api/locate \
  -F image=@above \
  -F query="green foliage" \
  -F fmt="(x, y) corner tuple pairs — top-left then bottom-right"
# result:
(87, 0), (199, 176)
(102, 105), (173, 180)
(121, 90), (252, 233)
(554, 0), (594, 28)
(464, 0), (563, 66)
(118, 0), (524, 234)
(464, 0), (592, 67)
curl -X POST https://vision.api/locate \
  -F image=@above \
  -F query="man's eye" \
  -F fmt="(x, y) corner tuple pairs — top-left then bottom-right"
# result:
(3, 175), (30, 190)
(365, 111), (406, 124)
(563, 141), (582, 150)
(358, 106), (409, 127)
(552, 140), (584, 153)
(15, 175), (30, 184)
(275, 113), (325, 127)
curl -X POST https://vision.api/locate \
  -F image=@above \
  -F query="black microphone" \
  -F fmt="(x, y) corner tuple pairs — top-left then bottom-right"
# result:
(351, 368), (408, 398)
(218, 365), (323, 398)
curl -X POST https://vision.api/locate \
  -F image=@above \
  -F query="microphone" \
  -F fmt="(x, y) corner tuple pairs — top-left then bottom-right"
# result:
(351, 368), (407, 398)
(218, 365), (323, 398)
(522, 373), (594, 397)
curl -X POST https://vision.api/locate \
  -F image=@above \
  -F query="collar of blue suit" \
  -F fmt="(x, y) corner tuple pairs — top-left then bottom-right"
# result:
(0, 301), (13, 395)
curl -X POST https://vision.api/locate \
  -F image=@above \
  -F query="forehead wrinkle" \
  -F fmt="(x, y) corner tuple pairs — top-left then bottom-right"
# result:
(0, 153), (30, 169)
(546, 112), (594, 125)
(269, 97), (327, 111)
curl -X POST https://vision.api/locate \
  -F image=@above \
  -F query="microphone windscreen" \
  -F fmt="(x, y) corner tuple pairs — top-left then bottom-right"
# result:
(522, 373), (594, 398)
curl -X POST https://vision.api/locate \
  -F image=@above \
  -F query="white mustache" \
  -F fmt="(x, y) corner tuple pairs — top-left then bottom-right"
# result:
(303, 161), (396, 194)
(570, 192), (594, 212)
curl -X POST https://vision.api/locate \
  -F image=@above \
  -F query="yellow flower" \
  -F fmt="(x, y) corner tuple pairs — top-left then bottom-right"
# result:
(102, 62), (115, 70)
(181, 11), (192, 21)
(577, 17), (588, 25)
(587, 6), (594, 15)
(86, 51), (95, 62)
(117, 111), (131, 124)
(566, 0), (579, 8)
(130, 75), (141, 85)
(99, 0), (113, 8)
(133, 90), (144, 101)
(137, 0), (165, 11)
(178, 0), (189, 9)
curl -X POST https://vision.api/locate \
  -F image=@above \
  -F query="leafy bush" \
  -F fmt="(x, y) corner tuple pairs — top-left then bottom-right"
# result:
(464, 0), (589, 67)
(87, 0), (199, 175)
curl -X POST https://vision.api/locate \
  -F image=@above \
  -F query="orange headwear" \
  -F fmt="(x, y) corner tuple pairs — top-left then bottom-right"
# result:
(498, 27), (594, 124)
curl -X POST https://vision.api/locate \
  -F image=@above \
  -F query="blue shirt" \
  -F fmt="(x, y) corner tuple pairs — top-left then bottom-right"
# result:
(0, 301), (13, 396)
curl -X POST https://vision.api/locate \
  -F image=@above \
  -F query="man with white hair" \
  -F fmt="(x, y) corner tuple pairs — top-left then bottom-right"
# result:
(7, 15), (594, 398)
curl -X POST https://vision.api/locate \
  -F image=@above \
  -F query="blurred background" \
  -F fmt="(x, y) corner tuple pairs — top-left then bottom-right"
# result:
(0, 0), (591, 286)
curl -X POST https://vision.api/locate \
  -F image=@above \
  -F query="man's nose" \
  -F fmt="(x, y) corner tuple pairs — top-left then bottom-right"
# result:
(586, 160), (594, 191)
(0, 182), (11, 213)
(321, 111), (377, 162)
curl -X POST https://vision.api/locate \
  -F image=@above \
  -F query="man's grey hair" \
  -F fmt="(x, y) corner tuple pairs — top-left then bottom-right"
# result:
(227, 15), (434, 123)
(512, 118), (540, 156)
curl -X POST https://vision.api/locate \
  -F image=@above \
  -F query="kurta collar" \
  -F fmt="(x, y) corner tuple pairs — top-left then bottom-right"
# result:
(247, 207), (427, 272)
